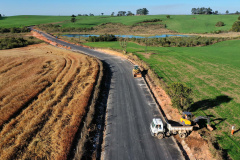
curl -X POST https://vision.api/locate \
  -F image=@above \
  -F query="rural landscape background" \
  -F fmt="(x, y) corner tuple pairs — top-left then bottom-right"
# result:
(1, 0), (240, 159)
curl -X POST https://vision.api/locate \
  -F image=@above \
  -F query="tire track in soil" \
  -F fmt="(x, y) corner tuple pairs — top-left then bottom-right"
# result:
(0, 46), (99, 160)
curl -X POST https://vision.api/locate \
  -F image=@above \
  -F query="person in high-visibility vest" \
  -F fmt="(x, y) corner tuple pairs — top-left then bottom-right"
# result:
(231, 126), (235, 135)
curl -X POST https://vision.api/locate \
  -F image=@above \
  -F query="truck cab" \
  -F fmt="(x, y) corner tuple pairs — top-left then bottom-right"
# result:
(150, 118), (165, 139)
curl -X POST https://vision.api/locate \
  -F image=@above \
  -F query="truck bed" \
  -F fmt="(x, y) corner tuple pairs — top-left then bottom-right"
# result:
(165, 119), (193, 132)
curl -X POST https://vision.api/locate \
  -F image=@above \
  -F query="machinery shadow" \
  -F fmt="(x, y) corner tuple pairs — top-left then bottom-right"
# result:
(189, 95), (232, 112)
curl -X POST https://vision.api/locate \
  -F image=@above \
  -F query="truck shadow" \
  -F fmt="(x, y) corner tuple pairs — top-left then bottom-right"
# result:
(189, 95), (232, 112)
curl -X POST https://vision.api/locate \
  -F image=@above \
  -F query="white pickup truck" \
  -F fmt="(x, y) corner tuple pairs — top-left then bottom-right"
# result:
(150, 118), (193, 139)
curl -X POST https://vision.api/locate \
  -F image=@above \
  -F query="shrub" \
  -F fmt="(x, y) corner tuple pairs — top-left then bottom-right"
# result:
(167, 82), (193, 111)
(129, 36), (226, 47)
(215, 21), (225, 27)
(88, 34), (117, 42)
(141, 19), (162, 23)
(166, 15), (170, 19)
(0, 37), (32, 50)
(231, 21), (240, 32)
(238, 16), (240, 20)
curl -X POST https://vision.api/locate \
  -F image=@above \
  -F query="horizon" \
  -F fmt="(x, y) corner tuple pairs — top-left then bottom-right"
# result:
(1, 0), (240, 16)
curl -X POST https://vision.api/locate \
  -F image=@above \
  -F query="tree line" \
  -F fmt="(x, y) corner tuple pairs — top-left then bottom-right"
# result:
(191, 7), (218, 15)
(0, 27), (30, 33)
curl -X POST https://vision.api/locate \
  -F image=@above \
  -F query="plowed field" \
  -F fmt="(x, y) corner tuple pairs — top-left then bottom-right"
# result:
(0, 44), (99, 159)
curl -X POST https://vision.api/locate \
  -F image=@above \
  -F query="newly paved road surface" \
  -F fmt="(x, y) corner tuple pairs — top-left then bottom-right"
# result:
(33, 29), (184, 160)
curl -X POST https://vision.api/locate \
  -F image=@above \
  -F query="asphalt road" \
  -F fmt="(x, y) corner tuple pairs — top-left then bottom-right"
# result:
(33, 29), (184, 160)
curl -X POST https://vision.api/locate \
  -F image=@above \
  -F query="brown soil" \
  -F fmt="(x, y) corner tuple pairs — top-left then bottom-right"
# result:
(0, 44), (99, 159)
(32, 31), (72, 49)
(96, 48), (215, 160)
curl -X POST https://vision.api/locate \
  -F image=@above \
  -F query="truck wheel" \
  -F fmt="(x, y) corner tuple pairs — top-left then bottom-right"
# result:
(179, 133), (187, 138)
(165, 132), (171, 137)
(157, 133), (164, 139)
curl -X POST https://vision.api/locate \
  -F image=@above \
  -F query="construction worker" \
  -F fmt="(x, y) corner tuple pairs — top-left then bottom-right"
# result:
(231, 126), (235, 135)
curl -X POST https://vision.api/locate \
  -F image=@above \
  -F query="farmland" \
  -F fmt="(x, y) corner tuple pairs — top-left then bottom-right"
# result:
(0, 44), (99, 159)
(84, 40), (240, 159)
(0, 15), (70, 28)
(1, 15), (239, 33)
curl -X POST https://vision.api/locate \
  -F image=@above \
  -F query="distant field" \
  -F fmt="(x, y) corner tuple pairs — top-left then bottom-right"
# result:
(0, 15), (70, 28)
(1, 15), (239, 33)
(84, 40), (240, 159)
(0, 44), (99, 159)
(60, 15), (239, 33)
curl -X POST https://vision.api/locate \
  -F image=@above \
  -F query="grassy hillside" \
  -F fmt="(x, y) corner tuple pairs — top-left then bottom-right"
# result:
(84, 40), (240, 159)
(0, 15), (70, 28)
(165, 15), (239, 33)
(60, 15), (239, 33)
(1, 15), (239, 33)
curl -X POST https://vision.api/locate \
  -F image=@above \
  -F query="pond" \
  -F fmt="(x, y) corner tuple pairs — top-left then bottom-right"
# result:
(62, 34), (191, 38)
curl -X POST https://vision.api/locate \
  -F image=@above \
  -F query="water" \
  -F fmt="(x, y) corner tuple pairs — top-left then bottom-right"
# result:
(62, 34), (191, 38)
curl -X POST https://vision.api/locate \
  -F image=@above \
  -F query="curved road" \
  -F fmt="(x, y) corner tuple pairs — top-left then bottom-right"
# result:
(33, 29), (184, 160)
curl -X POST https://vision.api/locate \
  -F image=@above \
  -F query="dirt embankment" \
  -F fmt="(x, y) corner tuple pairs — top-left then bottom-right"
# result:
(31, 31), (72, 49)
(0, 44), (100, 159)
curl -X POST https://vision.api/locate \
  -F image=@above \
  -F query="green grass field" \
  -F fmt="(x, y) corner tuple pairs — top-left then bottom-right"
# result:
(84, 40), (240, 159)
(0, 15), (70, 28)
(58, 15), (240, 33)
(1, 15), (239, 33)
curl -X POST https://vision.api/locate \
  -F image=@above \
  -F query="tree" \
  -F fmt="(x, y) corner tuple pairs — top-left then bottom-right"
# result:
(118, 37), (128, 54)
(71, 14), (76, 17)
(167, 82), (193, 111)
(136, 8), (143, 15)
(142, 8), (149, 15)
(236, 11), (240, 14)
(144, 38), (149, 54)
(232, 21), (240, 32)
(111, 12), (114, 16)
(101, 13), (104, 16)
(191, 7), (214, 14)
(117, 11), (126, 16)
(71, 17), (76, 23)
(191, 8), (197, 14)
(214, 11), (218, 15)
(207, 7), (213, 14)
(136, 8), (149, 15)
(0, 14), (1, 17)
(127, 11), (134, 16)
(226, 10), (229, 14)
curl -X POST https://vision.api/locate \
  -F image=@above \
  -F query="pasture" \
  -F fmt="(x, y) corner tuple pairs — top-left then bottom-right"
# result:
(0, 15), (70, 28)
(0, 15), (239, 33)
(84, 40), (240, 159)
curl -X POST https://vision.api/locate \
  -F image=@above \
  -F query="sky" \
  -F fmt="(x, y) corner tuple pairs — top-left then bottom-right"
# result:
(1, 0), (240, 16)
